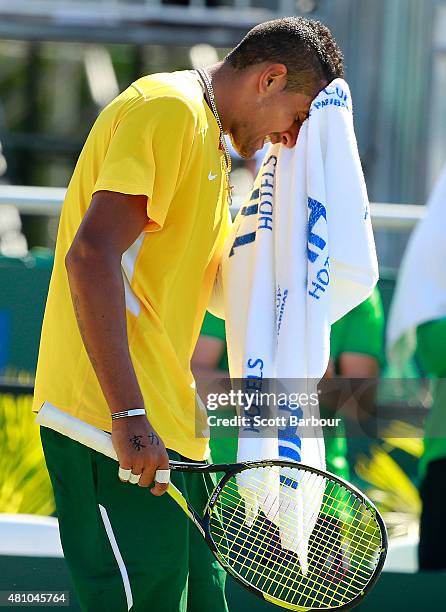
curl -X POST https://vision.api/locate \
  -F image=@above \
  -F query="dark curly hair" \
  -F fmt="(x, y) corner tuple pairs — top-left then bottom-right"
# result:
(225, 17), (344, 95)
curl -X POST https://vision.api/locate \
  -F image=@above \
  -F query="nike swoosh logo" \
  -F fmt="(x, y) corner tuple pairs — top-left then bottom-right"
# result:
(208, 172), (217, 181)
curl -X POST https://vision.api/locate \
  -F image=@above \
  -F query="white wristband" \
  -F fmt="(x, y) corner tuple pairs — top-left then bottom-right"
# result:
(111, 408), (146, 420)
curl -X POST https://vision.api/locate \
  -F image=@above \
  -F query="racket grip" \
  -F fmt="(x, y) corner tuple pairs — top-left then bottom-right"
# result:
(36, 402), (118, 461)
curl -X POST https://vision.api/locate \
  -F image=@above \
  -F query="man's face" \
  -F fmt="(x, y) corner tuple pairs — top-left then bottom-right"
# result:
(228, 68), (320, 159)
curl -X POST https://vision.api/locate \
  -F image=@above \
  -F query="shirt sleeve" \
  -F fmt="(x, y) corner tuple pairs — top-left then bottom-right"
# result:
(416, 318), (446, 376)
(331, 287), (385, 365)
(93, 96), (197, 231)
(201, 311), (226, 341)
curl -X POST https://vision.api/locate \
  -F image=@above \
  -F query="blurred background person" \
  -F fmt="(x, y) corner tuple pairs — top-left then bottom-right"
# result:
(320, 286), (385, 480)
(416, 316), (446, 569)
(387, 163), (446, 571)
(192, 286), (385, 475)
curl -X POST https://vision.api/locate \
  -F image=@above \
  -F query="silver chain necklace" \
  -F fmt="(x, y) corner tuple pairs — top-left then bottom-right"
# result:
(196, 68), (232, 205)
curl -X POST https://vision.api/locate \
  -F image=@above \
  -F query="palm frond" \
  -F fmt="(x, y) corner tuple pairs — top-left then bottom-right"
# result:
(0, 394), (55, 515)
(355, 440), (420, 539)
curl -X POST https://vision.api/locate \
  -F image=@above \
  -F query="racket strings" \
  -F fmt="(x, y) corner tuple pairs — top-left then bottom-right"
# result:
(263, 488), (378, 604)
(213, 501), (367, 603)
(214, 473), (380, 562)
(212, 491), (356, 579)
(209, 466), (383, 610)
(211, 484), (378, 582)
(213, 488), (372, 608)
(218, 490), (378, 604)
(211, 491), (379, 596)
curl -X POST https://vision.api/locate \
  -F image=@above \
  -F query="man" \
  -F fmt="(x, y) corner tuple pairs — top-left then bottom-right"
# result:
(321, 286), (384, 480)
(416, 318), (446, 569)
(386, 163), (446, 570)
(33, 17), (344, 611)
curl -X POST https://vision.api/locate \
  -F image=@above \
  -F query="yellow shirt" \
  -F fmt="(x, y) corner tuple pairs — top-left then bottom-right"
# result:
(33, 70), (230, 460)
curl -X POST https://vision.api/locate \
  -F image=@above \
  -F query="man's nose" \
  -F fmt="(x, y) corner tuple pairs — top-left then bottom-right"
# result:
(268, 124), (300, 148)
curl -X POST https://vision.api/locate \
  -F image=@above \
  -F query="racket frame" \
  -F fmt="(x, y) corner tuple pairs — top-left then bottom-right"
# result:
(168, 459), (388, 612)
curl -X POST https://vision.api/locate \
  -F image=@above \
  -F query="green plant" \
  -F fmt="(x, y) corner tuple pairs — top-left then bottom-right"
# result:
(355, 421), (422, 539)
(0, 394), (55, 515)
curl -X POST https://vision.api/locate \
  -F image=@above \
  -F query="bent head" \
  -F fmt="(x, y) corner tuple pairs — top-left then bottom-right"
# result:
(224, 17), (344, 158)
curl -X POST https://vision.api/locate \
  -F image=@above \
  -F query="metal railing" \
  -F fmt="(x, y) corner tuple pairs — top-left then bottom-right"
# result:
(0, 184), (426, 231)
(0, 185), (66, 216)
(1, 0), (298, 20)
(0, 0), (278, 22)
(0, 1), (308, 44)
(0, 0), (318, 48)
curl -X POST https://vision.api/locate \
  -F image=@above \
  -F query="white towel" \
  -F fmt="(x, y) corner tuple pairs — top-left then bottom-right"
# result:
(387, 164), (446, 366)
(214, 78), (378, 571)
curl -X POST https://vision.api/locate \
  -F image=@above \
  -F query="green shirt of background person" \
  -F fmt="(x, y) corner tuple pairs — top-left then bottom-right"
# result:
(192, 287), (385, 477)
(415, 318), (446, 479)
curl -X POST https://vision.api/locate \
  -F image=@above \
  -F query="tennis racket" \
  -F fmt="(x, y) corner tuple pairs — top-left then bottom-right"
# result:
(37, 403), (387, 611)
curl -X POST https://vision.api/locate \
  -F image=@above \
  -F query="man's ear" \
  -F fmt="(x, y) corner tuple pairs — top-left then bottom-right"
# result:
(258, 64), (288, 94)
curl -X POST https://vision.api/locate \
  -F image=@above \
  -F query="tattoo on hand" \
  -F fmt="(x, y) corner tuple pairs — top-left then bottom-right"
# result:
(128, 433), (159, 451)
(148, 432), (160, 446)
(129, 435), (146, 451)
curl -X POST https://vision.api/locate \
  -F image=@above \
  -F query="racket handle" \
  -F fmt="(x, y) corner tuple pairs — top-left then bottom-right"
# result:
(37, 402), (118, 460)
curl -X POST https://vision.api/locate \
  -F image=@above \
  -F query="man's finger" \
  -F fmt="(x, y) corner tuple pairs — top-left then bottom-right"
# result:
(138, 465), (155, 488)
(151, 481), (169, 496)
(150, 460), (170, 496)
(128, 472), (142, 485)
(137, 451), (170, 490)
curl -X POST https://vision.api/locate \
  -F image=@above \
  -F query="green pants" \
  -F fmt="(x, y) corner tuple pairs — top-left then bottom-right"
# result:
(41, 427), (228, 612)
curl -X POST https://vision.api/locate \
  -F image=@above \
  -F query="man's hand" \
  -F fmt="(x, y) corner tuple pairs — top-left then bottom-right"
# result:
(112, 415), (170, 495)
